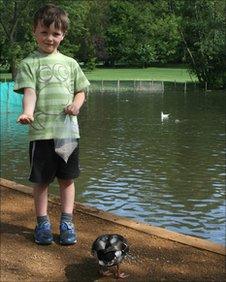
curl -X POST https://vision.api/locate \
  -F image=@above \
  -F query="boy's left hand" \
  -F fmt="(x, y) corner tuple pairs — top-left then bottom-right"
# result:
(64, 103), (80, 116)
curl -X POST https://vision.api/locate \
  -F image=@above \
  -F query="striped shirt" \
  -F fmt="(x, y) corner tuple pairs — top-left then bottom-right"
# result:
(14, 50), (90, 141)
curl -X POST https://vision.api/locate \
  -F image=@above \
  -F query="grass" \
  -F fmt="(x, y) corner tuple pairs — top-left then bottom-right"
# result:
(0, 66), (198, 83)
(85, 67), (198, 83)
(0, 73), (12, 81)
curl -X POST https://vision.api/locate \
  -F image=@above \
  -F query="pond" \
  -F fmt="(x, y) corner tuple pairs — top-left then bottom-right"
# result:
(1, 84), (225, 245)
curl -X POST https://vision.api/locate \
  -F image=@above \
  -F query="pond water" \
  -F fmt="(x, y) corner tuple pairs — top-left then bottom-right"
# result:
(1, 85), (225, 245)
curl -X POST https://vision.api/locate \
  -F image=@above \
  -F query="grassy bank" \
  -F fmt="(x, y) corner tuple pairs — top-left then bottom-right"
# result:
(85, 67), (198, 82)
(0, 66), (198, 83)
(0, 73), (12, 81)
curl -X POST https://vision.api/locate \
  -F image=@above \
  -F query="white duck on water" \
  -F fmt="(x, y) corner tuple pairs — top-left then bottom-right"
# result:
(91, 234), (129, 279)
(161, 111), (170, 122)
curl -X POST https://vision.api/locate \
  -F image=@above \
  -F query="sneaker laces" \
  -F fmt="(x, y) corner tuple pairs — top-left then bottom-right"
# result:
(60, 221), (74, 232)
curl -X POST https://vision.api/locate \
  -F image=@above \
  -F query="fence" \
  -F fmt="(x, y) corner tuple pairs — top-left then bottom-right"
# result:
(90, 80), (165, 92)
(89, 80), (200, 93)
(0, 80), (201, 110)
(0, 82), (22, 110)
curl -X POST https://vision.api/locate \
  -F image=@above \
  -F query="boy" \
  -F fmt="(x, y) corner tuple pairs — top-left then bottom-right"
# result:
(14, 4), (90, 245)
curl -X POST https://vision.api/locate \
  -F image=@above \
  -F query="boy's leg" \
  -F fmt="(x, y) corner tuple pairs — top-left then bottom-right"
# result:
(58, 178), (75, 213)
(58, 178), (76, 244)
(33, 183), (53, 244)
(33, 183), (49, 216)
(29, 140), (58, 244)
(56, 143), (79, 245)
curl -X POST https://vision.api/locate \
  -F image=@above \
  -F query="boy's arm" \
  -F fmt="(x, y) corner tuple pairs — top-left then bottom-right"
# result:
(64, 91), (86, 116)
(17, 88), (36, 124)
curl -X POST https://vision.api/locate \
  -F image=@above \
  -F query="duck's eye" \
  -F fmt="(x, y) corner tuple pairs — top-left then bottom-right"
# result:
(122, 243), (127, 250)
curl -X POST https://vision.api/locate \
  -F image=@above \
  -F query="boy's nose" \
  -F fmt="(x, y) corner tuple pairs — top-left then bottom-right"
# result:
(46, 34), (53, 41)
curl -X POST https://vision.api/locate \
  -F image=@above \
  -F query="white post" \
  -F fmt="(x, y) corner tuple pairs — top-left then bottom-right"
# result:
(162, 81), (164, 93)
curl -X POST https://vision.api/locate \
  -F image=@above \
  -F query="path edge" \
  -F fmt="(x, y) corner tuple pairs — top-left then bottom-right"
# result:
(1, 178), (225, 256)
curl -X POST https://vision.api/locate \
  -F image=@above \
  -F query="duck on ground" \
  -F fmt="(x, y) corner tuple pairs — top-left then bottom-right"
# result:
(91, 234), (129, 279)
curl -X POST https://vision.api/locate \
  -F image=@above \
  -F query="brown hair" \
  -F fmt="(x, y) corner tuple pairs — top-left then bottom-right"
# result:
(33, 4), (69, 33)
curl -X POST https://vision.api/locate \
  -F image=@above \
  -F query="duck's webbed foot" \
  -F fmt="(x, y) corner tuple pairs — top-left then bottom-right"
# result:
(116, 272), (129, 279)
(115, 265), (129, 279)
(99, 266), (113, 277)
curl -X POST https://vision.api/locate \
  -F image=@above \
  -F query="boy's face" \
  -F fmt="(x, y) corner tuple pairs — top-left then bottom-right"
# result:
(33, 21), (65, 54)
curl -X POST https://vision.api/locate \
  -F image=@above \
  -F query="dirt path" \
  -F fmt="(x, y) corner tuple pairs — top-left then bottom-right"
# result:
(1, 183), (225, 281)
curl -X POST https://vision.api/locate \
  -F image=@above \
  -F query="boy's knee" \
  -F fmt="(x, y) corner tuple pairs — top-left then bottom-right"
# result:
(58, 178), (74, 188)
(33, 183), (49, 190)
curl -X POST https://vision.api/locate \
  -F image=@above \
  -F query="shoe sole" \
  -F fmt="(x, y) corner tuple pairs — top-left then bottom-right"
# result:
(59, 239), (77, 245)
(35, 239), (53, 245)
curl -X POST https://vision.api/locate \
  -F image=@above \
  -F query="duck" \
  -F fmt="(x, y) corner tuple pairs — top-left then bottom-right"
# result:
(91, 234), (129, 279)
(161, 111), (170, 122)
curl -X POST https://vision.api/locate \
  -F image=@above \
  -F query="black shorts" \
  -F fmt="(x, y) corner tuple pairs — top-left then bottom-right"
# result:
(29, 139), (80, 184)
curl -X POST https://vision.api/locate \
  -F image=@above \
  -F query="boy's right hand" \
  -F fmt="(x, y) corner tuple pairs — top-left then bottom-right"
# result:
(17, 114), (34, 124)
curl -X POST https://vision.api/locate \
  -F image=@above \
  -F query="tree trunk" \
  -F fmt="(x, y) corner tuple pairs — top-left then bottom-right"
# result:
(10, 58), (17, 81)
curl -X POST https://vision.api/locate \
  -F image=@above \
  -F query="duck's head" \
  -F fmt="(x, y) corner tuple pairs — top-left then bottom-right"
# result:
(97, 249), (117, 266)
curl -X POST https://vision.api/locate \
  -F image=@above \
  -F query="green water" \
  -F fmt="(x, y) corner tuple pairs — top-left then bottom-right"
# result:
(1, 87), (225, 244)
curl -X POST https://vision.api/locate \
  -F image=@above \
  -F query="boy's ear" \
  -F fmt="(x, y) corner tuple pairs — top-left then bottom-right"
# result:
(62, 31), (67, 39)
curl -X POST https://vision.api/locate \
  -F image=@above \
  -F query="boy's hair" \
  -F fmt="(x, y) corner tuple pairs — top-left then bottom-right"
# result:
(34, 4), (69, 33)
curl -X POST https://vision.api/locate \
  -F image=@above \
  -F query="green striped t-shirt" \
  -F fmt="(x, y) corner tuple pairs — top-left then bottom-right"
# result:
(14, 50), (90, 141)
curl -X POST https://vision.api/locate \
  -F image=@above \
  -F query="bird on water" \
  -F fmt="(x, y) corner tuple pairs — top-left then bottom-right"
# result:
(161, 111), (170, 122)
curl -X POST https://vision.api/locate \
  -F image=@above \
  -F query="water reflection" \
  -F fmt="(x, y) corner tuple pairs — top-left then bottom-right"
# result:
(0, 89), (225, 244)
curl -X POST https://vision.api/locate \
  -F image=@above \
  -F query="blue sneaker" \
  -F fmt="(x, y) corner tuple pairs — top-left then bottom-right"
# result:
(60, 221), (77, 245)
(34, 221), (53, 245)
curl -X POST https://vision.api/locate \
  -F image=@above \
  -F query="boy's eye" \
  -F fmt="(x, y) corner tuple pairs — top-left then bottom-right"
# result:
(41, 31), (47, 35)
(54, 32), (61, 36)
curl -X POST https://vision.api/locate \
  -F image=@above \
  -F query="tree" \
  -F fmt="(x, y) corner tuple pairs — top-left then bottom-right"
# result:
(59, 0), (90, 61)
(0, 0), (91, 76)
(0, 0), (37, 79)
(1, 0), (225, 89)
(104, 0), (156, 67)
(103, 0), (182, 67)
(151, 0), (182, 63)
(173, 0), (226, 89)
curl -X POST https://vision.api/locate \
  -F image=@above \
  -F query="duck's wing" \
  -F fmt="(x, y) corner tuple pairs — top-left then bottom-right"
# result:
(109, 234), (129, 255)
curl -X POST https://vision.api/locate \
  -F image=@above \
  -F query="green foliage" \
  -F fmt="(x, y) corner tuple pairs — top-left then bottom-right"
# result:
(0, 0), (37, 77)
(98, 0), (182, 67)
(85, 57), (97, 71)
(153, 15), (182, 63)
(61, 1), (90, 61)
(173, 0), (226, 89)
(0, 0), (225, 88)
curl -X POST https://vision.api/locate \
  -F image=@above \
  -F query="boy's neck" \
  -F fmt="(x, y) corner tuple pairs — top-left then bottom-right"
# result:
(37, 48), (59, 55)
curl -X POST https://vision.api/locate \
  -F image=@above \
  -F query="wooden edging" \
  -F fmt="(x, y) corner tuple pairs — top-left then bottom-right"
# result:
(1, 178), (225, 256)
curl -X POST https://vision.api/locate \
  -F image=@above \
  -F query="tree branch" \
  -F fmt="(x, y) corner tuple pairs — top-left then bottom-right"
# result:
(0, 16), (10, 40)
(9, 1), (18, 41)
